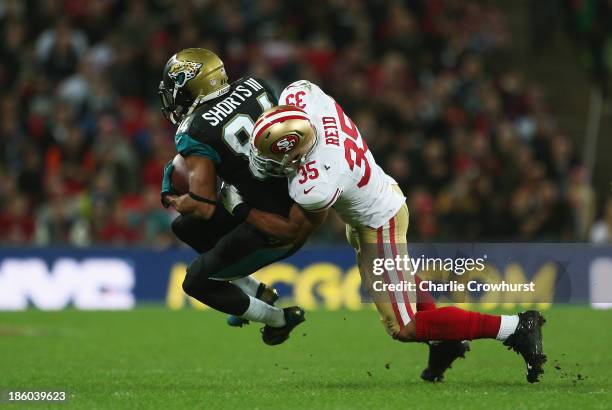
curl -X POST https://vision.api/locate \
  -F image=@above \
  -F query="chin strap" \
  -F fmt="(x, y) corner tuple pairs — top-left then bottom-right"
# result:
(169, 84), (231, 125)
(185, 85), (231, 118)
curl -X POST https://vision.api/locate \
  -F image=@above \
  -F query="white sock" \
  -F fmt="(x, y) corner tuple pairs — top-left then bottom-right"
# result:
(496, 315), (519, 341)
(241, 296), (285, 327)
(231, 276), (261, 297)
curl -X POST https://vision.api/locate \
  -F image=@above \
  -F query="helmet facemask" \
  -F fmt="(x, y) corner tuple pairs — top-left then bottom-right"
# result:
(158, 80), (185, 125)
(250, 106), (318, 178)
(159, 49), (230, 125)
(249, 142), (306, 178)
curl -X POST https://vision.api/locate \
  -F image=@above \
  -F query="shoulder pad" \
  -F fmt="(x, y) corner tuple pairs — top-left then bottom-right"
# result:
(285, 80), (313, 90)
(176, 112), (196, 134)
(253, 77), (279, 100)
(173, 114), (220, 163)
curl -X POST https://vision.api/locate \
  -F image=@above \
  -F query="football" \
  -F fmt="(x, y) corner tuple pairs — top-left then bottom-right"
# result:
(171, 154), (190, 194)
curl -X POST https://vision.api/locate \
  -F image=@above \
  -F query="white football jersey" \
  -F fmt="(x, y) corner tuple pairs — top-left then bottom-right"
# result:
(279, 80), (405, 229)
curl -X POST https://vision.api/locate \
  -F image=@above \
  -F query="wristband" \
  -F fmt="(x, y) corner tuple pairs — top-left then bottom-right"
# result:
(233, 203), (252, 222)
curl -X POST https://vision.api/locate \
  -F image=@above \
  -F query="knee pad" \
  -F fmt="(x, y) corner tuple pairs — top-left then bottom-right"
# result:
(181, 272), (198, 297)
(183, 257), (208, 297)
(182, 271), (218, 299)
(181, 276), (191, 296)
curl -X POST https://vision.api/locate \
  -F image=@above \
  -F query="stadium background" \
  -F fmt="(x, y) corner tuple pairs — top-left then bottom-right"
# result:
(1, 1), (611, 408)
(1, 0), (611, 308)
(1, 0), (611, 247)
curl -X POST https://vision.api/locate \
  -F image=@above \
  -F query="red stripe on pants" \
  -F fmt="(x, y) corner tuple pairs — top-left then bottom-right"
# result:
(376, 226), (403, 327)
(389, 217), (414, 320)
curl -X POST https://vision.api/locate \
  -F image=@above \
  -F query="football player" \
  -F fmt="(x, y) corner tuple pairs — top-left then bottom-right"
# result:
(223, 80), (546, 383)
(158, 49), (322, 345)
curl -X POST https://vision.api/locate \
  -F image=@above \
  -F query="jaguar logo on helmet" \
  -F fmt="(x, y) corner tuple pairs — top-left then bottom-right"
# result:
(271, 134), (299, 154)
(168, 61), (203, 88)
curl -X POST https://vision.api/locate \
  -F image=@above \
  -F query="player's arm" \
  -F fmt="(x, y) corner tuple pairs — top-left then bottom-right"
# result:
(165, 156), (218, 219)
(256, 77), (279, 105)
(247, 203), (327, 244)
(164, 113), (226, 219)
(220, 184), (326, 244)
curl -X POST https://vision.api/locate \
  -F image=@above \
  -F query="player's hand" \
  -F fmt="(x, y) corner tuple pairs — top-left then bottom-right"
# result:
(161, 160), (178, 208)
(164, 194), (185, 213)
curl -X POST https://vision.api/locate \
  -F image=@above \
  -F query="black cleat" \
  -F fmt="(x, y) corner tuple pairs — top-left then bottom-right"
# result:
(421, 341), (470, 382)
(261, 306), (305, 346)
(503, 310), (547, 383)
(227, 284), (279, 327)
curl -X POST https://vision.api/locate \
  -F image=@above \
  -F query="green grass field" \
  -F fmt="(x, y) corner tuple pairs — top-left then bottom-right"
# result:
(0, 306), (610, 409)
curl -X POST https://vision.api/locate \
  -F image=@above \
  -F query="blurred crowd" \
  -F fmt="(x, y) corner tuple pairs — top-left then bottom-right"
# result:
(0, 0), (610, 247)
(531, 0), (612, 100)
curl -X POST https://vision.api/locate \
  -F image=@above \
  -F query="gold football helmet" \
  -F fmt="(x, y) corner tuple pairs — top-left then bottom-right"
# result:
(159, 48), (230, 124)
(250, 105), (317, 177)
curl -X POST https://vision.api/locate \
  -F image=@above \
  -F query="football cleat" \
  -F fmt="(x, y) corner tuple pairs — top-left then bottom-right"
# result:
(261, 306), (306, 346)
(420, 341), (470, 382)
(503, 310), (547, 383)
(227, 284), (279, 327)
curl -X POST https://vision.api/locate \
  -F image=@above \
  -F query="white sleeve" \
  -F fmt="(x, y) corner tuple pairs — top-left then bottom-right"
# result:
(297, 185), (341, 212)
(288, 162), (342, 213)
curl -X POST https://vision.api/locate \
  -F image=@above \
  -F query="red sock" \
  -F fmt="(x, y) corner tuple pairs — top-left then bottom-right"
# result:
(415, 276), (436, 312)
(415, 306), (501, 341)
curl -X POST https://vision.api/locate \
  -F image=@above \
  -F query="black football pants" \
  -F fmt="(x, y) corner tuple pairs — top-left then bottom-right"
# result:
(171, 213), (299, 315)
